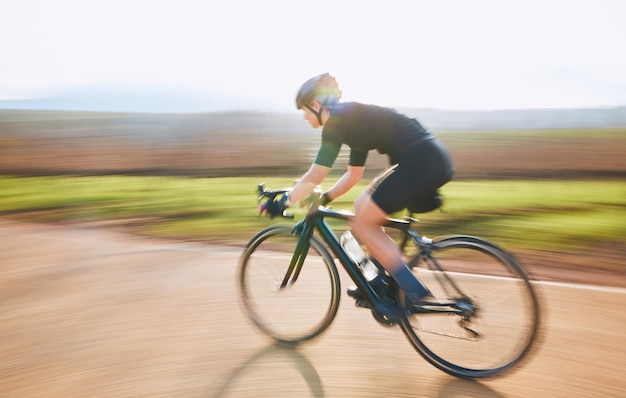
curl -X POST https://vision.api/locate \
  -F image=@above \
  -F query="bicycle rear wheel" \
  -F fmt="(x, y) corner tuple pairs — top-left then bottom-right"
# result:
(402, 236), (540, 379)
(238, 225), (340, 345)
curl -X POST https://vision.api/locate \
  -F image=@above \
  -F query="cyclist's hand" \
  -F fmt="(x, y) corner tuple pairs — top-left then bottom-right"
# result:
(300, 186), (328, 208)
(320, 192), (332, 206)
(259, 194), (290, 218)
(301, 191), (331, 208)
(300, 192), (316, 208)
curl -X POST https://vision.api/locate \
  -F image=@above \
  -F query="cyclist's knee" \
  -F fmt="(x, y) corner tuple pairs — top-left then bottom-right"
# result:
(352, 194), (388, 230)
(353, 192), (369, 213)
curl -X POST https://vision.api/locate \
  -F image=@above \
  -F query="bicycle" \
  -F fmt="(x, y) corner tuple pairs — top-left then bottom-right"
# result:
(238, 184), (541, 379)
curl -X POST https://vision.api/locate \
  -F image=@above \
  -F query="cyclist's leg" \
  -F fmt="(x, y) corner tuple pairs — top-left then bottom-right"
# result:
(352, 193), (403, 273)
(352, 192), (430, 301)
(351, 139), (453, 301)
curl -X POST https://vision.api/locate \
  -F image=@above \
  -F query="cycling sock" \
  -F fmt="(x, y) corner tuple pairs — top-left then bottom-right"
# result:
(391, 264), (430, 300)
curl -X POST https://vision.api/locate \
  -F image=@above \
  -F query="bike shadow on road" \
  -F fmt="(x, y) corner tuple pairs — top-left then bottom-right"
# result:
(206, 342), (507, 398)
(435, 378), (506, 398)
(207, 343), (324, 397)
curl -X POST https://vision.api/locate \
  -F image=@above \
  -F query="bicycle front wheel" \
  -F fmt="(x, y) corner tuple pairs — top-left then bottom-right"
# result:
(402, 236), (540, 379)
(238, 225), (340, 345)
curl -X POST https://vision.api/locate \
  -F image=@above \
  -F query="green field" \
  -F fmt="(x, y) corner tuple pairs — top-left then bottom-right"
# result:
(1, 176), (623, 256)
(2, 112), (624, 280)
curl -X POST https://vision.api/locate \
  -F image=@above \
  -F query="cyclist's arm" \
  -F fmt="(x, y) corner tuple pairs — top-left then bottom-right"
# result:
(324, 147), (366, 201)
(286, 138), (336, 204)
(288, 163), (331, 204)
(324, 165), (364, 202)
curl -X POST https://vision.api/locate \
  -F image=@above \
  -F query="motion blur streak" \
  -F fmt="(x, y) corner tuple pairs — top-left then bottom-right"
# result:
(0, 220), (625, 397)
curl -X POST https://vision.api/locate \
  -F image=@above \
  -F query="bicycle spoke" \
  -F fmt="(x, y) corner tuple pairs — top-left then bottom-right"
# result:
(401, 236), (540, 379)
(239, 226), (340, 344)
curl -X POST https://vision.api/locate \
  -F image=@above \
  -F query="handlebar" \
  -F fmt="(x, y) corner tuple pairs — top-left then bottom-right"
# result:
(257, 183), (324, 218)
(256, 183), (290, 200)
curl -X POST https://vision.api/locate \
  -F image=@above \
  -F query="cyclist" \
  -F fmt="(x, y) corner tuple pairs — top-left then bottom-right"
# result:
(264, 73), (454, 307)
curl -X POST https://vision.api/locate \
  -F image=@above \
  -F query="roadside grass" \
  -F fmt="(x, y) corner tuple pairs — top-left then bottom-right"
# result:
(418, 180), (626, 248)
(1, 176), (624, 255)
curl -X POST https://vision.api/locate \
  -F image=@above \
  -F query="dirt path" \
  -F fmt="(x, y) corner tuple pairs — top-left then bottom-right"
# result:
(1, 219), (625, 397)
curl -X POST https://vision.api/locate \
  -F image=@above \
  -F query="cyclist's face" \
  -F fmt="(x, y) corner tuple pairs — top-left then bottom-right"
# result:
(302, 102), (321, 128)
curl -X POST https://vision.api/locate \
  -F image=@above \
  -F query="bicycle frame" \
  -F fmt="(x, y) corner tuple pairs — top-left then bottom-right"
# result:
(282, 205), (422, 315)
(257, 184), (466, 318)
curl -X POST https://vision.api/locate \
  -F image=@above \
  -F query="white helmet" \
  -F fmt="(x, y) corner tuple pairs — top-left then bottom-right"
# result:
(295, 73), (342, 110)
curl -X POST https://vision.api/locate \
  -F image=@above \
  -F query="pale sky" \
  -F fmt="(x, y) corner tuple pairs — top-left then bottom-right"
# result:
(1, 0), (625, 111)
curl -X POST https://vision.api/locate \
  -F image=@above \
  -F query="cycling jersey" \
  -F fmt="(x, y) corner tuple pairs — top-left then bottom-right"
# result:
(313, 101), (454, 214)
(314, 102), (432, 167)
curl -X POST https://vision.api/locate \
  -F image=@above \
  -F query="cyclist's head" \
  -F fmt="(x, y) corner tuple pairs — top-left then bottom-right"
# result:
(296, 73), (341, 127)
(295, 73), (342, 114)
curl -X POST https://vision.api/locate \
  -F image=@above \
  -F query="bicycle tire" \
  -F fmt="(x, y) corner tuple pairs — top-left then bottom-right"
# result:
(238, 225), (341, 345)
(401, 235), (540, 379)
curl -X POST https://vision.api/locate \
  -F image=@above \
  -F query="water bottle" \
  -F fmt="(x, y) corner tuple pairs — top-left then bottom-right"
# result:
(340, 230), (379, 281)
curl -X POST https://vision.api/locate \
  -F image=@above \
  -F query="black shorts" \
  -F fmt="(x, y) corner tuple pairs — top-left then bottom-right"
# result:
(368, 138), (454, 214)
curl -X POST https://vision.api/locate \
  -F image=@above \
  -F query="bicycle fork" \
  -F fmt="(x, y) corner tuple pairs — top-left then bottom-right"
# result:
(279, 222), (313, 289)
